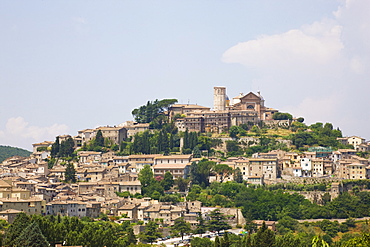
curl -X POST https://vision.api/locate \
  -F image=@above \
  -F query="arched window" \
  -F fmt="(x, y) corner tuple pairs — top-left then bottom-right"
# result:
(247, 105), (254, 109)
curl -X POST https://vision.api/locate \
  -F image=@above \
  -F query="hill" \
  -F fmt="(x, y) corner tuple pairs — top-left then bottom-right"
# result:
(0, 145), (31, 163)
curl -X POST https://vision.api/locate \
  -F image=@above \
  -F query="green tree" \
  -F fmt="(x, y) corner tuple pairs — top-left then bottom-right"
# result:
(138, 220), (162, 244)
(171, 217), (191, 240)
(192, 146), (202, 158)
(234, 167), (243, 183)
(253, 221), (275, 247)
(244, 210), (257, 234)
(59, 137), (75, 157)
(138, 165), (156, 196)
(175, 177), (189, 192)
(14, 221), (49, 247)
(3, 213), (31, 247)
(124, 227), (137, 246)
(51, 136), (60, 158)
(132, 99), (178, 126)
(206, 209), (231, 234)
(311, 235), (329, 247)
(190, 237), (213, 247)
(276, 216), (299, 234)
(297, 117), (304, 123)
(193, 214), (207, 234)
(161, 171), (174, 191)
(275, 233), (306, 247)
(229, 126), (240, 139)
(95, 130), (104, 147)
(342, 233), (370, 246)
(225, 140), (240, 153)
(213, 164), (233, 183)
(190, 159), (215, 188)
(272, 112), (293, 120)
(65, 163), (77, 183)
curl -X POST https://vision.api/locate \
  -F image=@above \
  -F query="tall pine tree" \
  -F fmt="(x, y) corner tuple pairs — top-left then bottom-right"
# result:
(3, 213), (31, 247)
(65, 163), (77, 183)
(14, 221), (49, 247)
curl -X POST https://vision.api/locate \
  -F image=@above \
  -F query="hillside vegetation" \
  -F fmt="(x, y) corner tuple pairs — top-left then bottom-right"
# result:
(0, 145), (31, 163)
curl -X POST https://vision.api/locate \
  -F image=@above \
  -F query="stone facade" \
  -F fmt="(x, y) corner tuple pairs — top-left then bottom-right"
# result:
(171, 87), (278, 134)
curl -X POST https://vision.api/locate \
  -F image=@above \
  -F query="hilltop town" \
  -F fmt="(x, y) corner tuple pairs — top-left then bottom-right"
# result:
(1, 87), (370, 245)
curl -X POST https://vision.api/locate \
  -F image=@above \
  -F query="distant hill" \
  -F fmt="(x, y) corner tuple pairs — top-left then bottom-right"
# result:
(0, 145), (31, 163)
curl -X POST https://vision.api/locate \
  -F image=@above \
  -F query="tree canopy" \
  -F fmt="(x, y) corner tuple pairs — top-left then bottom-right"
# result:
(0, 145), (31, 163)
(131, 99), (178, 127)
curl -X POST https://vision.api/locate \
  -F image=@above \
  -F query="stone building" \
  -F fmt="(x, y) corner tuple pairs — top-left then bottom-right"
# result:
(170, 87), (278, 134)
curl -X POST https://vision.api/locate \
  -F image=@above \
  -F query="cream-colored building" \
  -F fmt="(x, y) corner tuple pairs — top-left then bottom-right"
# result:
(337, 136), (365, 149)
(46, 200), (87, 217)
(124, 123), (150, 138)
(249, 158), (278, 181)
(128, 154), (163, 172)
(32, 141), (53, 154)
(77, 129), (96, 146)
(171, 87), (279, 134)
(153, 155), (192, 179)
(235, 158), (278, 182)
(345, 162), (366, 179)
(97, 126), (127, 145)
(0, 197), (45, 215)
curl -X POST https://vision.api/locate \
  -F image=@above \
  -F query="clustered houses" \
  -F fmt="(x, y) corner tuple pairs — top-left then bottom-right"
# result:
(0, 150), (247, 227)
(2, 86), (370, 227)
(33, 122), (150, 151)
(3, 140), (370, 222)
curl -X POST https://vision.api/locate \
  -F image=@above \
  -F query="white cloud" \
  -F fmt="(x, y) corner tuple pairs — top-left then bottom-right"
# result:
(71, 17), (88, 33)
(222, 20), (343, 70)
(0, 117), (69, 150)
(222, 0), (370, 139)
(71, 17), (87, 25)
(284, 94), (341, 125)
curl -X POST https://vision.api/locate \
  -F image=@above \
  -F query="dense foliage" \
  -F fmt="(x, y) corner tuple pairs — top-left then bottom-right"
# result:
(131, 99), (177, 127)
(272, 112), (293, 120)
(0, 145), (31, 163)
(187, 181), (370, 221)
(290, 122), (346, 150)
(50, 137), (75, 158)
(3, 213), (137, 247)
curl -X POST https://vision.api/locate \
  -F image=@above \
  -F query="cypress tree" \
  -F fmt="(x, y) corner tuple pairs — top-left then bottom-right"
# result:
(125, 227), (137, 245)
(65, 163), (77, 183)
(3, 213), (31, 247)
(95, 130), (104, 147)
(253, 221), (275, 247)
(162, 131), (169, 155)
(184, 129), (189, 149)
(222, 232), (231, 247)
(192, 146), (201, 158)
(14, 221), (49, 247)
(214, 236), (221, 247)
(51, 136), (60, 158)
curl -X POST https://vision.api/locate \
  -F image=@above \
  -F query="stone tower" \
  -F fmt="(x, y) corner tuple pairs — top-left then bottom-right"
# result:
(213, 86), (226, 111)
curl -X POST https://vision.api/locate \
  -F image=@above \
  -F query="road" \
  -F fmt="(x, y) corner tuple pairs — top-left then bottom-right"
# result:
(297, 217), (370, 223)
(156, 229), (245, 247)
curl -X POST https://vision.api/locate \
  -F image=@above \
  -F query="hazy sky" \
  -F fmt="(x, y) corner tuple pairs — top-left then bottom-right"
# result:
(1, 0), (369, 151)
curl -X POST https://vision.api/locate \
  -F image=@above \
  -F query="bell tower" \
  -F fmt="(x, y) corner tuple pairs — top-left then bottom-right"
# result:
(213, 86), (226, 111)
